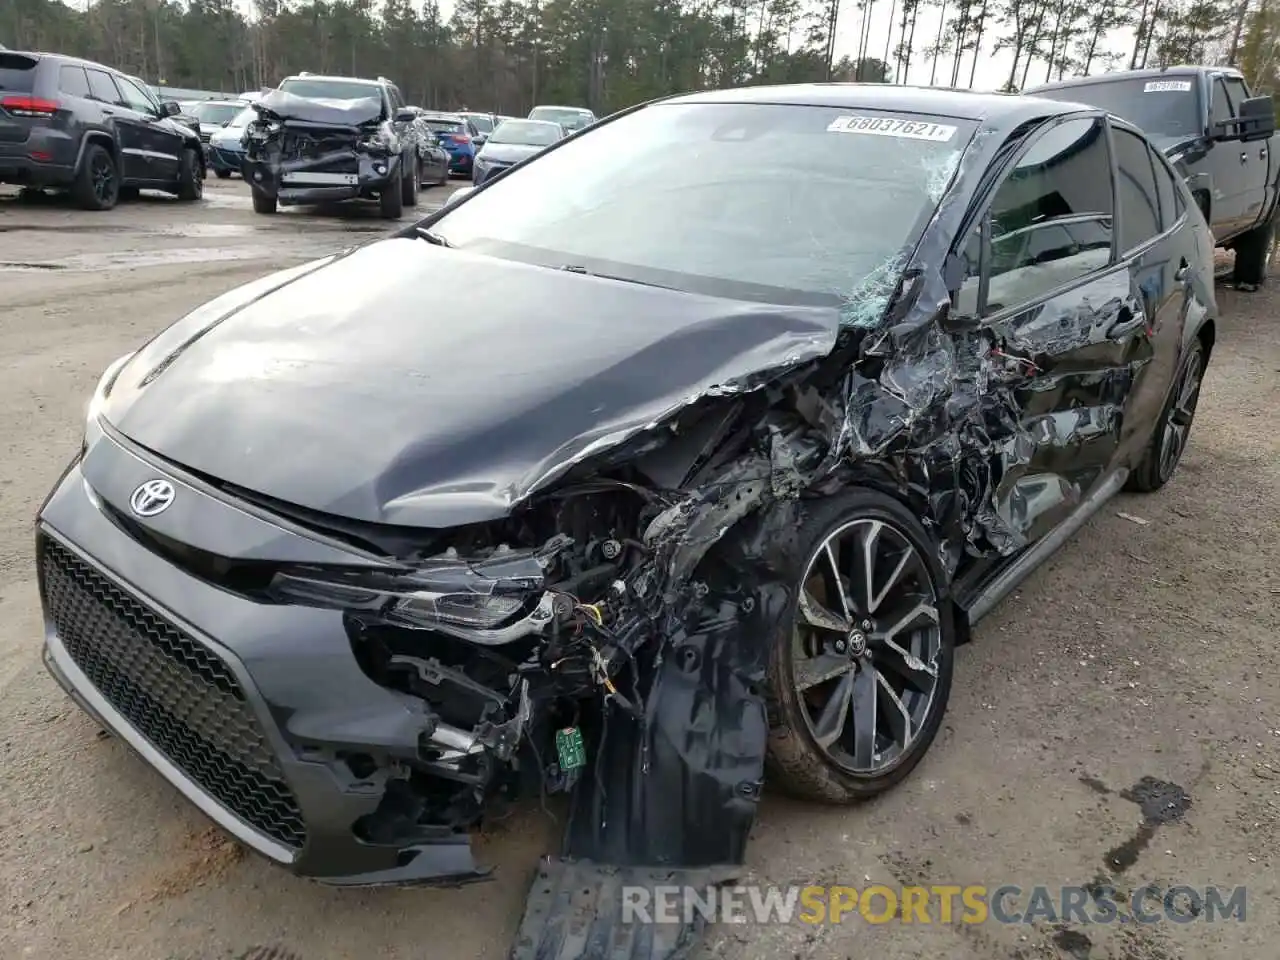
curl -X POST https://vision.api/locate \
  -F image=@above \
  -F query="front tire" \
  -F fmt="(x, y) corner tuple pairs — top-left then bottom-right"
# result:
(765, 489), (955, 803)
(72, 143), (119, 210)
(251, 188), (277, 215)
(401, 158), (418, 208)
(176, 146), (203, 201)
(380, 174), (404, 219)
(1125, 338), (1206, 493)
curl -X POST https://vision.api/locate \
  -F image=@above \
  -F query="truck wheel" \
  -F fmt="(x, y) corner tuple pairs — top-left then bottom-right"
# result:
(176, 146), (203, 201)
(72, 143), (119, 211)
(380, 176), (404, 219)
(1232, 213), (1275, 291)
(251, 189), (277, 215)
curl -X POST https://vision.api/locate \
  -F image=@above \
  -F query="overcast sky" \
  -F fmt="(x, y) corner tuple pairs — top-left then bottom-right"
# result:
(234, 0), (1136, 92)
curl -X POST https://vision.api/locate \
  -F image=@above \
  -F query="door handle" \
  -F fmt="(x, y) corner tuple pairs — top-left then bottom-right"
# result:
(1241, 151), (1249, 163)
(1175, 257), (1190, 282)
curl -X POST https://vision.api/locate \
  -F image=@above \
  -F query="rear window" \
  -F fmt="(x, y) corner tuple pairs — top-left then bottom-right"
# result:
(0, 53), (38, 94)
(1033, 77), (1202, 139)
(465, 114), (494, 133)
(489, 120), (561, 145)
(424, 119), (464, 133)
(58, 65), (91, 98)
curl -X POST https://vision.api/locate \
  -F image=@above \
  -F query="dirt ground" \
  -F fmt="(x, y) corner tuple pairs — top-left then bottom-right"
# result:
(1, 177), (1278, 960)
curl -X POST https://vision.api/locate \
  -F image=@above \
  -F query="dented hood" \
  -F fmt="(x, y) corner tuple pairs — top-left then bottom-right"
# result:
(254, 89), (382, 127)
(102, 238), (839, 528)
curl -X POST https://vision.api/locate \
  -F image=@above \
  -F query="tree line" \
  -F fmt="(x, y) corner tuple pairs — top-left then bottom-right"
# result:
(2, 0), (1278, 117)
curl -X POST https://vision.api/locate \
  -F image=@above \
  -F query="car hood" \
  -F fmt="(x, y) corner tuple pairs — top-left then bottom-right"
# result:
(254, 89), (382, 126)
(102, 238), (840, 528)
(479, 142), (544, 164)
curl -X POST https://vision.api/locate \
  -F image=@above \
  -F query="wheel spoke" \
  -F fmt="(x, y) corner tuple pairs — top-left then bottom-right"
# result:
(874, 639), (936, 694)
(846, 519), (882, 613)
(812, 670), (855, 749)
(869, 546), (912, 615)
(851, 665), (878, 768)
(878, 599), (939, 639)
(876, 669), (912, 747)
(821, 541), (853, 622)
(798, 586), (850, 634)
(794, 653), (855, 692)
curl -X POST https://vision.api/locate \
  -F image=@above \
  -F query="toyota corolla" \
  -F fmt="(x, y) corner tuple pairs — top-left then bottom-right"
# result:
(36, 84), (1214, 960)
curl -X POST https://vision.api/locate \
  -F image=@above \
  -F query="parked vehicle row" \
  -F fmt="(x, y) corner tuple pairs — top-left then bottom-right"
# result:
(471, 117), (566, 185)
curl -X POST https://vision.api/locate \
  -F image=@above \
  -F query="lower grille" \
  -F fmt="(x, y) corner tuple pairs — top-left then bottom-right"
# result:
(40, 536), (307, 850)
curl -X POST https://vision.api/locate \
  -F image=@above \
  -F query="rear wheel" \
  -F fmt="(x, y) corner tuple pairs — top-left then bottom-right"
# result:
(214, 168), (232, 179)
(176, 146), (203, 201)
(1126, 339), (1206, 493)
(766, 489), (955, 803)
(251, 188), (277, 215)
(72, 143), (119, 211)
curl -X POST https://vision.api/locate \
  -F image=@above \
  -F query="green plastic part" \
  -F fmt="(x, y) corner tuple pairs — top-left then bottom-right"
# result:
(555, 726), (586, 771)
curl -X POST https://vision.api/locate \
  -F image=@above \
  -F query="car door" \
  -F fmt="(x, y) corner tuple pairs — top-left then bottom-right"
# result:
(951, 115), (1156, 546)
(1224, 74), (1270, 231)
(1205, 75), (1248, 239)
(113, 74), (181, 181)
(83, 68), (146, 179)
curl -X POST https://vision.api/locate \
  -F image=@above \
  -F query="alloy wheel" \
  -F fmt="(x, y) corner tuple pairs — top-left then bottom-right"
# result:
(790, 518), (942, 775)
(1159, 347), (1204, 482)
(91, 155), (114, 205)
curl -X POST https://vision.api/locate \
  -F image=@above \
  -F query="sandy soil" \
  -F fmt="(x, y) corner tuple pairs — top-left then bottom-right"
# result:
(1, 178), (1277, 960)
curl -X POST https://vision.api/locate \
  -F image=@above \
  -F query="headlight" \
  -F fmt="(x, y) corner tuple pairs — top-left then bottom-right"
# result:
(269, 539), (570, 645)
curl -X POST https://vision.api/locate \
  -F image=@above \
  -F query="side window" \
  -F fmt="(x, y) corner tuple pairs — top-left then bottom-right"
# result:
(1210, 79), (1232, 127)
(58, 66), (91, 98)
(389, 85), (404, 109)
(1224, 77), (1248, 114)
(1112, 127), (1162, 251)
(114, 75), (157, 115)
(85, 68), (121, 105)
(1148, 143), (1184, 231)
(972, 117), (1114, 315)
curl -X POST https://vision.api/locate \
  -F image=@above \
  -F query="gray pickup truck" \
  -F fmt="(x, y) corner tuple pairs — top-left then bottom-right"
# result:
(1029, 67), (1280, 290)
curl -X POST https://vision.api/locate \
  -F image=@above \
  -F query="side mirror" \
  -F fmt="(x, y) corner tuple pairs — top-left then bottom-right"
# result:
(1239, 95), (1276, 142)
(443, 186), (474, 206)
(394, 107), (416, 123)
(474, 133), (487, 146)
(162, 100), (181, 117)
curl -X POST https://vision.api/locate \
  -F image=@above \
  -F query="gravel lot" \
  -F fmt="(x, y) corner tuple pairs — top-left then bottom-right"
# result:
(1, 177), (1278, 960)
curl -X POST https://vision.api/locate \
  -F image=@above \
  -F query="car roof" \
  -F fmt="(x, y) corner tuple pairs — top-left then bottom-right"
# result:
(4, 50), (118, 73)
(279, 74), (382, 86)
(1030, 66), (1243, 92)
(663, 82), (1087, 125)
(531, 105), (593, 113)
(421, 112), (465, 121)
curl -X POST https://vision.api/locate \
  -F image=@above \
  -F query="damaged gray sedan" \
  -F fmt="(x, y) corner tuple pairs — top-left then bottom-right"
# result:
(35, 84), (1215, 959)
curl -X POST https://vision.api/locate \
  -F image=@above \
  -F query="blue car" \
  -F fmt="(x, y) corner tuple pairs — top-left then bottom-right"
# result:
(206, 103), (256, 177)
(418, 112), (481, 176)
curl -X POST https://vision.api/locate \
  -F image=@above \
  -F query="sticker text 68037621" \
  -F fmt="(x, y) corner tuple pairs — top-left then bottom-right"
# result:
(827, 115), (958, 142)
(1144, 80), (1193, 93)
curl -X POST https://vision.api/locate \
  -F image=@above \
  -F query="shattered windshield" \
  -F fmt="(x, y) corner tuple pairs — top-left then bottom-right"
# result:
(1033, 77), (1203, 139)
(429, 101), (974, 310)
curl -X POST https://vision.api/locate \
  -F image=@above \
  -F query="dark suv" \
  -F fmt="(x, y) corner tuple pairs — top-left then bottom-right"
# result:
(241, 73), (420, 218)
(0, 50), (205, 210)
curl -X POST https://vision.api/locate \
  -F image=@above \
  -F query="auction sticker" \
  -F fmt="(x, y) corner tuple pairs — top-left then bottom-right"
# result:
(1144, 80), (1192, 92)
(827, 115), (958, 141)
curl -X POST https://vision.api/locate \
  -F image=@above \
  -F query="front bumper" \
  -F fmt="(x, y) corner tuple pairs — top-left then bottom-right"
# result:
(36, 435), (489, 885)
(241, 154), (400, 206)
(207, 145), (244, 173)
(447, 152), (473, 174)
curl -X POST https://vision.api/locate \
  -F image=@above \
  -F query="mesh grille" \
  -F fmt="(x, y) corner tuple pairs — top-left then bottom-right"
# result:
(40, 536), (306, 851)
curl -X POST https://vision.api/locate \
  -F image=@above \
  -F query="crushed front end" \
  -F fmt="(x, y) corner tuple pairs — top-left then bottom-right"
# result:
(242, 90), (401, 206)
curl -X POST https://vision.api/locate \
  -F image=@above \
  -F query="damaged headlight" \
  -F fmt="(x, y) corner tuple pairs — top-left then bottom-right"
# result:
(271, 541), (566, 644)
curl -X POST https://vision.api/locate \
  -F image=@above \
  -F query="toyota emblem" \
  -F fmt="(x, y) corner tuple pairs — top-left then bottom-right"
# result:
(129, 479), (176, 518)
